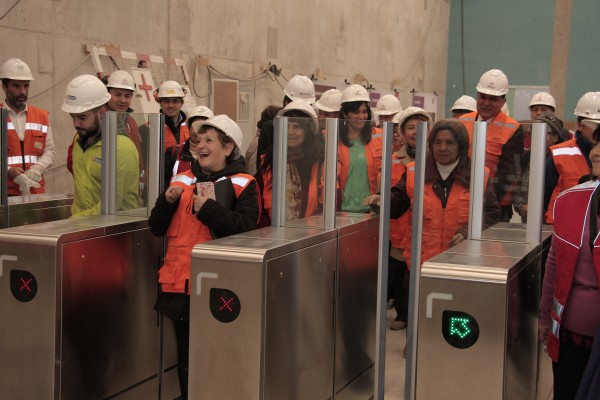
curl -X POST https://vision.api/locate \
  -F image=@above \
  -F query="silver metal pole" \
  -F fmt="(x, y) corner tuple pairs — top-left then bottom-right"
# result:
(405, 121), (428, 400)
(0, 108), (7, 207)
(272, 116), (288, 227)
(147, 113), (164, 216)
(374, 121), (393, 399)
(526, 122), (546, 244)
(468, 121), (487, 240)
(323, 118), (339, 230)
(101, 112), (118, 215)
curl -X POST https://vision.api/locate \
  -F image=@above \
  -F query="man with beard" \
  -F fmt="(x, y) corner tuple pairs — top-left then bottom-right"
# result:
(62, 74), (139, 217)
(1, 58), (55, 195)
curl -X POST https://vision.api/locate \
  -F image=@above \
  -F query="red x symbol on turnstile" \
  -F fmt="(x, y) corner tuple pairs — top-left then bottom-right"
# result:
(19, 278), (32, 292)
(219, 296), (234, 312)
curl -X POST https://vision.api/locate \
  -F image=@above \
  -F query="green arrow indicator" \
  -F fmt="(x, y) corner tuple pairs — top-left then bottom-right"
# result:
(449, 317), (471, 339)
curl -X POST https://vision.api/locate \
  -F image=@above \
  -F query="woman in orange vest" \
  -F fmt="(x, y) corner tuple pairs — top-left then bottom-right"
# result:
(337, 84), (382, 212)
(149, 115), (259, 400)
(257, 100), (324, 225)
(539, 120), (600, 400)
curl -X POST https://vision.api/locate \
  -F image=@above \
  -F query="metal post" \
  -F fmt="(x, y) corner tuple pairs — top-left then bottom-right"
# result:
(272, 116), (288, 227)
(374, 121), (393, 399)
(405, 121), (428, 400)
(468, 121), (487, 240)
(0, 108), (7, 208)
(526, 122), (546, 244)
(101, 112), (118, 215)
(146, 113), (164, 216)
(323, 118), (339, 230)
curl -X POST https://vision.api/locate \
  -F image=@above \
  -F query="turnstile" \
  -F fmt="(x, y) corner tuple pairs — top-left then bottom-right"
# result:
(0, 215), (179, 400)
(415, 229), (552, 400)
(188, 214), (379, 399)
(5, 193), (73, 227)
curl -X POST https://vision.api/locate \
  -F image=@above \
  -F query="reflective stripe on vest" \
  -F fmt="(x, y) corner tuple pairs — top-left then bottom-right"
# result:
(552, 147), (583, 157)
(172, 174), (196, 186)
(172, 160), (180, 178)
(7, 121), (49, 133)
(552, 297), (564, 318)
(7, 155), (39, 164)
(551, 318), (560, 337)
(230, 176), (250, 187)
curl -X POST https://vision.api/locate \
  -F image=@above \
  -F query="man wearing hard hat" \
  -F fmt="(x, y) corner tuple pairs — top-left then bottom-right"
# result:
(524, 92), (558, 151)
(1, 58), (55, 195)
(62, 74), (139, 217)
(460, 69), (524, 222)
(449, 95), (477, 119)
(374, 94), (403, 127)
(154, 80), (189, 150)
(544, 92), (600, 224)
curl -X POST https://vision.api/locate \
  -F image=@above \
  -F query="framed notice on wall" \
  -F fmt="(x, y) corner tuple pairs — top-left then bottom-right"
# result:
(211, 79), (239, 121)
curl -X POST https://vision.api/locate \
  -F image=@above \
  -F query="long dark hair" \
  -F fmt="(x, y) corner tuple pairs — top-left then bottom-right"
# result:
(338, 101), (374, 147)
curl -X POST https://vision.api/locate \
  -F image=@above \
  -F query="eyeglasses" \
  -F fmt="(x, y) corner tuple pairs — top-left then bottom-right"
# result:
(159, 98), (183, 104)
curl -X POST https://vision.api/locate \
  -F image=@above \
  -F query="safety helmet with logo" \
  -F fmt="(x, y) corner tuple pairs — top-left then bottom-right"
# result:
(476, 69), (509, 96)
(283, 75), (316, 104)
(106, 70), (135, 91)
(187, 105), (214, 122)
(61, 74), (112, 114)
(0, 58), (35, 81)
(374, 94), (402, 115)
(393, 106), (431, 128)
(449, 95), (477, 112)
(315, 89), (342, 112)
(341, 84), (370, 104)
(574, 92), (600, 119)
(193, 114), (243, 150)
(277, 99), (319, 134)
(155, 80), (186, 101)
(529, 92), (556, 110)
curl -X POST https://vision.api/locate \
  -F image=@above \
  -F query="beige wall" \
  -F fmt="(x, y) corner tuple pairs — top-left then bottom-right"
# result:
(0, 0), (450, 194)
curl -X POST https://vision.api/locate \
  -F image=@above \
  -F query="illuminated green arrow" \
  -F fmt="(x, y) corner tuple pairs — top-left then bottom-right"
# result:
(449, 317), (471, 339)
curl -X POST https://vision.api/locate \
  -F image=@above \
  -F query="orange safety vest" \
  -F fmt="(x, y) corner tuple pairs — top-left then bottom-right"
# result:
(460, 112), (520, 205)
(389, 155), (408, 249)
(4, 105), (49, 195)
(402, 162), (490, 266)
(261, 163), (320, 220)
(158, 171), (255, 294)
(337, 129), (383, 196)
(546, 181), (600, 361)
(164, 122), (189, 150)
(545, 138), (591, 224)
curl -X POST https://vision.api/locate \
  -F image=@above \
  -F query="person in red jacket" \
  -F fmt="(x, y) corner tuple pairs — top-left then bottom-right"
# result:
(539, 120), (600, 400)
(149, 114), (258, 400)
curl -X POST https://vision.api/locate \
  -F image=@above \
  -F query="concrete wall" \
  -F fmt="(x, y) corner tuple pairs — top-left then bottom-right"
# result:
(0, 0), (450, 194)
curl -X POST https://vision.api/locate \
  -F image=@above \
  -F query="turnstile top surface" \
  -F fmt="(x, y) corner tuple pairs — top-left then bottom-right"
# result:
(481, 222), (553, 243)
(6, 193), (74, 210)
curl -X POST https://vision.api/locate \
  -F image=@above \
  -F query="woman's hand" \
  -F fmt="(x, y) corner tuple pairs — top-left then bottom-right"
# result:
(448, 232), (465, 247)
(363, 194), (381, 207)
(165, 186), (183, 203)
(193, 193), (209, 213)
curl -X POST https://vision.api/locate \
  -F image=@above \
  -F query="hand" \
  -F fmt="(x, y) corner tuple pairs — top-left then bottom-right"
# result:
(448, 232), (465, 248)
(193, 193), (209, 213)
(363, 194), (381, 206)
(25, 164), (44, 183)
(165, 186), (183, 203)
(13, 173), (41, 195)
(8, 167), (24, 179)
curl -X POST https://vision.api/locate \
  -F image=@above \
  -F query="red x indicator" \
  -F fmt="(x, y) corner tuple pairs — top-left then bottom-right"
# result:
(219, 296), (234, 312)
(210, 288), (241, 323)
(20, 278), (33, 292)
(10, 269), (37, 302)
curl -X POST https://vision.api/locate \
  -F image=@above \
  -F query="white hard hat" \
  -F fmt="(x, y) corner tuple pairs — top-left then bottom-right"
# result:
(284, 75), (316, 104)
(277, 99), (319, 134)
(341, 84), (370, 104)
(61, 74), (111, 114)
(574, 92), (600, 119)
(374, 94), (402, 115)
(315, 89), (342, 112)
(157, 80), (185, 98)
(193, 115), (243, 150)
(393, 106), (431, 127)
(0, 58), (35, 81)
(449, 95), (477, 112)
(106, 70), (135, 91)
(476, 69), (509, 96)
(187, 105), (214, 121)
(529, 92), (556, 109)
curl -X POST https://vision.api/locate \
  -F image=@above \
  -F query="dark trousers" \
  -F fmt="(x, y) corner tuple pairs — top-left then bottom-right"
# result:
(553, 336), (592, 400)
(389, 256), (409, 322)
(173, 318), (190, 400)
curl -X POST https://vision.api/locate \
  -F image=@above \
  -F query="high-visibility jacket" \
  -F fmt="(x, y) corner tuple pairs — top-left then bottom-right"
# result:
(389, 155), (408, 249)
(158, 171), (255, 294)
(337, 130), (383, 196)
(402, 161), (490, 265)
(5, 105), (49, 195)
(460, 111), (520, 205)
(545, 138), (591, 224)
(546, 180), (600, 361)
(164, 122), (189, 150)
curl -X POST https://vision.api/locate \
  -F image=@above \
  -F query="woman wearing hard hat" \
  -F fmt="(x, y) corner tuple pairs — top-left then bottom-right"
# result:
(149, 115), (259, 400)
(337, 84), (382, 212)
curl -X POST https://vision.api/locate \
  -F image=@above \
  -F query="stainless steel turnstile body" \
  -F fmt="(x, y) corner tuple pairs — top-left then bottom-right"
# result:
(415, 228), (552, 400)
(0, 215), (178, 400)
(5, 193), (73, 227)
(188, 214), (379, 399)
